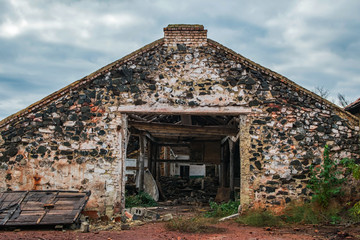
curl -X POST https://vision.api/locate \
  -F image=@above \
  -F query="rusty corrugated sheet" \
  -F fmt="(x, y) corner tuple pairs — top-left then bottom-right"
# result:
(0, 190), (90, 226)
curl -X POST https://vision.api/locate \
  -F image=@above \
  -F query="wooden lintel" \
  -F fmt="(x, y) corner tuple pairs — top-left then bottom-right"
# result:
(118, 105), (251, 115)
(129, 121), (238, 136)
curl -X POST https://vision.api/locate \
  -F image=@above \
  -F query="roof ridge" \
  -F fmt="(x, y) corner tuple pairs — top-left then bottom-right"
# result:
(207, 39), (359, 126)
(0, 38), (164, 129)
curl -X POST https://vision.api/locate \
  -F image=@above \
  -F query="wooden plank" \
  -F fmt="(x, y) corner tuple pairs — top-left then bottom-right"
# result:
(1, 191), (28, 225)
(36, 191), (60, 224)
(56, 193), (86, 198)
(118, 105), (251, 115)
(0, 190), (90, 226)
(7, 213), (43, 223)
(129, 121), (238, 136)
(139, 134), (145, 192)
(20, 202), (48, 210)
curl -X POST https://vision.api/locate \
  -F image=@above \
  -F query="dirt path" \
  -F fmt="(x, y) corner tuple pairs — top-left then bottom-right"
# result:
(0, 221), (340, 240)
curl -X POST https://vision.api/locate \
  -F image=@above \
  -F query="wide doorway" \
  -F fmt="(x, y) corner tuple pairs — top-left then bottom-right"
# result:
(124, 112), (241, 205)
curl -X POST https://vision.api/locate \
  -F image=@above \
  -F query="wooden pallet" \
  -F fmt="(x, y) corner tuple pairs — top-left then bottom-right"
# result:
(0, 190), (90, 226)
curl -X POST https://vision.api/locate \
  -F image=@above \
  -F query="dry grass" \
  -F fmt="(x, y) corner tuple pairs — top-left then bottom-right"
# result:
(165, 216), (225, 233)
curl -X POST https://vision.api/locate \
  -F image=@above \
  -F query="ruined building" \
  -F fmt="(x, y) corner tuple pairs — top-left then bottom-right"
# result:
(0, 24), (359, 216)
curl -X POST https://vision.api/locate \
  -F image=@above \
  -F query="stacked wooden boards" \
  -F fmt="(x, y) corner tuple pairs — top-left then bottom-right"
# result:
(0, 190), (90, 226)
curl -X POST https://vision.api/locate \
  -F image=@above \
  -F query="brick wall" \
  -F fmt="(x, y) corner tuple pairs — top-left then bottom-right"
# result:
(164, 24), (207, 47)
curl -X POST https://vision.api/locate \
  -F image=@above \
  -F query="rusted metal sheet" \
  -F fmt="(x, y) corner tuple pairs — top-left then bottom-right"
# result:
(0, 190), (90, 226)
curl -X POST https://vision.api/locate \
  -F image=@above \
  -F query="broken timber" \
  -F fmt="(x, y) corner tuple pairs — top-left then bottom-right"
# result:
(0, 190), (90, 226)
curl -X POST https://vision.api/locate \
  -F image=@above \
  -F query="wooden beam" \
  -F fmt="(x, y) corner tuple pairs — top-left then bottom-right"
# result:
(118, 105), (251, 115)
(220, 145), (225, 188)
(138, 134), (145, 192)
(129, 121), (238, 136)
(229, 140), (234, 192)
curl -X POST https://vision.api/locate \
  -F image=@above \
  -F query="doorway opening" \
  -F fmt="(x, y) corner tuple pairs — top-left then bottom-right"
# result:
(125, 113), (241, 206)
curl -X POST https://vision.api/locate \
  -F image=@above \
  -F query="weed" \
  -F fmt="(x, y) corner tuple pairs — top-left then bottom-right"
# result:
(205, 201), (239, 218)
(165, 216), (225, 233)
(125, 191), (157, 208)
(307, 145), (345, 208)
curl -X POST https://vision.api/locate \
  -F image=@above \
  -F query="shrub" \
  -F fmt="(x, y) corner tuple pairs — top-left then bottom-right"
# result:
(125, 191), (158, 208)
(307, 145), (345, 208)
(204, 201), (240, 218)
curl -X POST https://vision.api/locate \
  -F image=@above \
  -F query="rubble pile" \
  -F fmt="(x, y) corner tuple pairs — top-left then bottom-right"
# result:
(159, 176), (218, 204)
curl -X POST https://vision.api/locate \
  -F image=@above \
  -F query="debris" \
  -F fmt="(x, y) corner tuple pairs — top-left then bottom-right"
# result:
(218, 213), (239, 222)
(159, 176), (218, 205)
(124, 211), (133, 221)
(55, 225), (63, 230)
(142, 169), (159, 201)
(0, 190), (91, 227)
(162, 213), (173, 221)
(80, 222), (89, 233)
(131, 207), (146, 217)
(121, 224), (130, 230)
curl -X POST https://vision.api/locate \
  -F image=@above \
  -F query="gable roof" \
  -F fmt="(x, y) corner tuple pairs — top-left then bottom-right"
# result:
(0, 27), (358, 129)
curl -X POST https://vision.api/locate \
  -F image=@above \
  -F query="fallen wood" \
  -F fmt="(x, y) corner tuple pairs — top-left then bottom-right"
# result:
(218, 213), (239, 222)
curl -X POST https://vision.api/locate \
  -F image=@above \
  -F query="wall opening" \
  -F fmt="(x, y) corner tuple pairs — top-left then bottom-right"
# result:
(124, 113), (241, 205)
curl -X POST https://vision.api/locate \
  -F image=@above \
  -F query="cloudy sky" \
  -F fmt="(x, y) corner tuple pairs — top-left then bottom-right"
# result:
(0, 0), (359, 120)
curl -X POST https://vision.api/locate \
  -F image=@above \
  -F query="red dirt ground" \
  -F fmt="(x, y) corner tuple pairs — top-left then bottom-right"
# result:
(1, 221), (359, 240)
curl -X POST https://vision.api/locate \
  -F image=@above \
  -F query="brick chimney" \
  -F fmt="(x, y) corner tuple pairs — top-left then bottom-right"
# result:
(163, 24), (207, 47)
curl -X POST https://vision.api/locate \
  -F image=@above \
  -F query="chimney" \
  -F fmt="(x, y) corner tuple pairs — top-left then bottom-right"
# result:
(163, 24), (207, 47)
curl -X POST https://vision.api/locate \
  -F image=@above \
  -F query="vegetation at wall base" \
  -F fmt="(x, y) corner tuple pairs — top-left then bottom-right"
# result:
(307, 145), (345, 208)
(204, 200), (240, 218)
(237, 209), (283, 227)
(125, 191), (158, 208)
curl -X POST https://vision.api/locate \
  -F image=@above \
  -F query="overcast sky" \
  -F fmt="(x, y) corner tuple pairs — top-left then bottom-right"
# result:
(0, 0), (359, 120)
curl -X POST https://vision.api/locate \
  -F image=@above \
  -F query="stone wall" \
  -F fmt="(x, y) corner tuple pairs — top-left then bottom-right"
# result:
(0, 30), (359, 214)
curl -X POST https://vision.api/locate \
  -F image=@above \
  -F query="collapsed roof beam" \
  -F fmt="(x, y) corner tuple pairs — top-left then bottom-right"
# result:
(129, 120), (238, 136)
